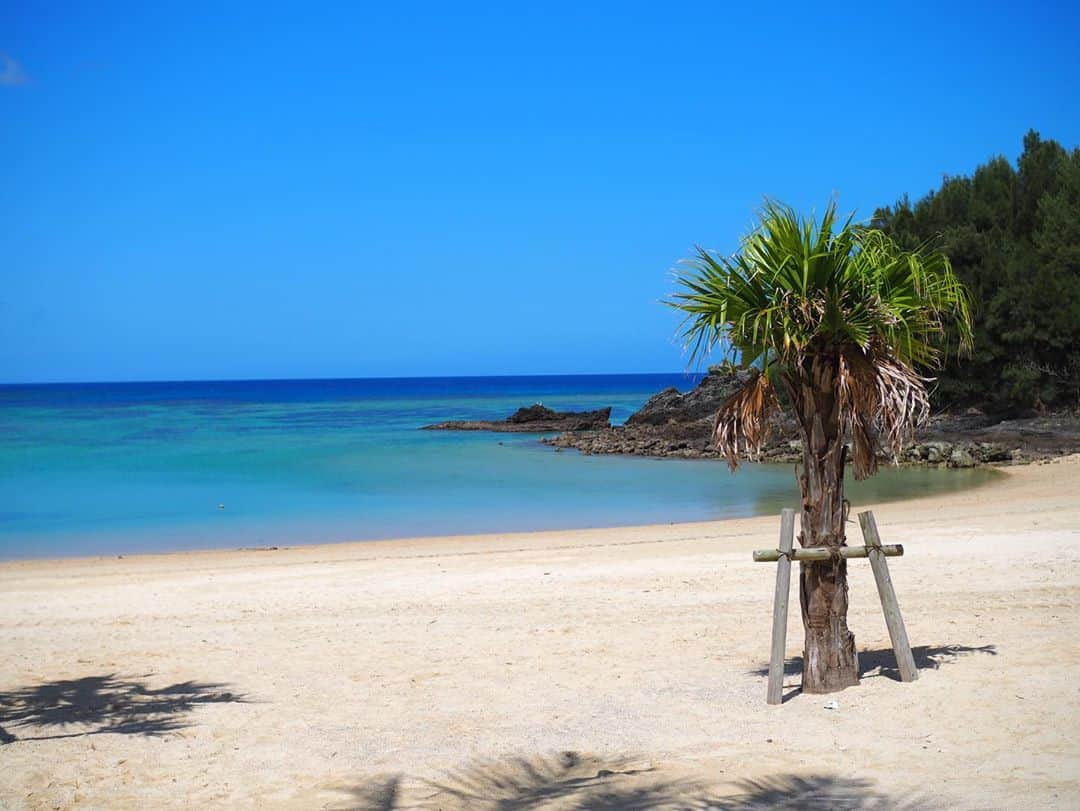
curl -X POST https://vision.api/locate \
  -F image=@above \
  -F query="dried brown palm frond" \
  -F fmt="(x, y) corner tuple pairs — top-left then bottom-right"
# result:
(872, 349), (931, 457)
(837, 341), (931, 479)
(713, 369), (780, 470)
(837, 346), (880, 479)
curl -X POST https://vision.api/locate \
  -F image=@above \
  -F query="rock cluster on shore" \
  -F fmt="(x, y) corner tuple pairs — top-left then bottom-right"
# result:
(540, 366), (1080, 467)
(422, 366), (1080, 466)
(541, 366), (799, 460)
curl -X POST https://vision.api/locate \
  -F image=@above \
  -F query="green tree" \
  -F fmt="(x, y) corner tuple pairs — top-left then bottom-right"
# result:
(668, 202), (971, 693)
(874, 130), (1079, 413)
(1007, 146), (1080, 406)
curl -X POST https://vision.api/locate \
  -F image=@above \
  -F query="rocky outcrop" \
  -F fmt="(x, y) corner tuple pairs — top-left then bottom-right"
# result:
(625, 368), (754, 426)
(542, 366), (781, 459)
(541, 417), (801, 461)
(904, 413), (1080, 465)
(423, 405), (612, 433)
(424, 366), (1080, 465)
(540, 366), (1080, 467)
(904, 439), (1013, 467)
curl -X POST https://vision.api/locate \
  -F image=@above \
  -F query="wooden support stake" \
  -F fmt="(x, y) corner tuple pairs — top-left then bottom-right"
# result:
(766, 508), (796, 705)
(753, 544), (904, 562)
(858, 510), (918, 683)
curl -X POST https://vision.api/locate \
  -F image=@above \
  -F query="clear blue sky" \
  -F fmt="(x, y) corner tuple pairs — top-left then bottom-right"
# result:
(3, 2), (1078, 383)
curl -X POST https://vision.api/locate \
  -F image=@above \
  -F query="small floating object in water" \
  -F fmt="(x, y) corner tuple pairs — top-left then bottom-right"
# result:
(217, 504), (225, 510)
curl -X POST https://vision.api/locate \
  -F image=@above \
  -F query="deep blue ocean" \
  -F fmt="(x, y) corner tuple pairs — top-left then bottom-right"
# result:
(0, 375), (995, 559)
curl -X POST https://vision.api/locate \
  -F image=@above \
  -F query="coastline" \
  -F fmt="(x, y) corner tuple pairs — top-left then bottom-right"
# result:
(2, 456), (1078, 808)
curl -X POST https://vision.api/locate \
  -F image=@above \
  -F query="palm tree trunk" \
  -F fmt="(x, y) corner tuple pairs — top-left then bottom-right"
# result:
(793, 365), (860, 694)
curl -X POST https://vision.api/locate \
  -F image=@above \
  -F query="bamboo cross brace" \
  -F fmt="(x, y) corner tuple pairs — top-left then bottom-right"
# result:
(754, 508), (918, 704)
(753, 544), (904, 562)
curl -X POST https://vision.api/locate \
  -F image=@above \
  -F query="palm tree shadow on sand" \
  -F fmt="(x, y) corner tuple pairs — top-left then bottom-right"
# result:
(751, 643), (997, 701)
(331, 751), (939, 810)
(0, 673), (246, 744)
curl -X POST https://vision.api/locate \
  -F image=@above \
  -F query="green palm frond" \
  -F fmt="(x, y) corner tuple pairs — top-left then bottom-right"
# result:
(668, 200), (971, 372)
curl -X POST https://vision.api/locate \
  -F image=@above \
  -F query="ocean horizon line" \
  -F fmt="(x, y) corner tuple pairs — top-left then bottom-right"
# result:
(0, 370), (709, 389)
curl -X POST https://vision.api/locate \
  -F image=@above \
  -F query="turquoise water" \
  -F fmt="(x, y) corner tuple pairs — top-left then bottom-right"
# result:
(0, 376), (996, 559)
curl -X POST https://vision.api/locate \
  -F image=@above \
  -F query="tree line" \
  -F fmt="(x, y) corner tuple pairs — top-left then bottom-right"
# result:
(872, 130), (1080, 414)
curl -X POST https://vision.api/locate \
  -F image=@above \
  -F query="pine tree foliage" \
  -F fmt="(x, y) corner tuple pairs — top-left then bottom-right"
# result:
(873, 131), (1080, 413)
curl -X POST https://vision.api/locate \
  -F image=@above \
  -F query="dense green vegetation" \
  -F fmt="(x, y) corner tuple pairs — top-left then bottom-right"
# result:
(873, 131), (1080, 414)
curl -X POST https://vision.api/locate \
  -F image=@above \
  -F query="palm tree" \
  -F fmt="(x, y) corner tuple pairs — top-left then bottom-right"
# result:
(669, 201), (972, 693)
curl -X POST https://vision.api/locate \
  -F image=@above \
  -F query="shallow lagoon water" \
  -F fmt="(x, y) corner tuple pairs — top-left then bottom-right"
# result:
(0, 375), (997, 559)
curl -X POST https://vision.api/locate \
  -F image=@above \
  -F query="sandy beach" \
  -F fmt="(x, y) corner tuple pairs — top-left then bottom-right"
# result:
(2, 457), (1078, 809)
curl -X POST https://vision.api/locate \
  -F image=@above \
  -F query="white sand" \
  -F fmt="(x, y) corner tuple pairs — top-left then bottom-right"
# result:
(2, 457), (1079, 809)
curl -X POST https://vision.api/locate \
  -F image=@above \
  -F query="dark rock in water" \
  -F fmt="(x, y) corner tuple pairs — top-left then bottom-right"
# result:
(423, 405), (611, 433)
(540, 366), (795, 460)
(627, 367), (753, 426)
(506, 404), (589, 425)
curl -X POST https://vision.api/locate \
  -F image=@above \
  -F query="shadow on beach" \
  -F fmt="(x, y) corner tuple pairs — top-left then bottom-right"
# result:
(752, 643), (998, 681)
(0, 673), (245, 744)
(329, 751), (937, 810)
